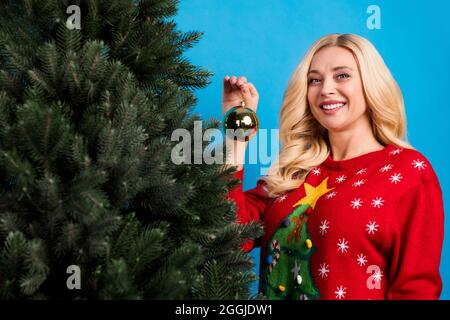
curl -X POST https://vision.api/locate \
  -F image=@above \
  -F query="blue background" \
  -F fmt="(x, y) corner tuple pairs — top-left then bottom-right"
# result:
(176, 0), (450, 299)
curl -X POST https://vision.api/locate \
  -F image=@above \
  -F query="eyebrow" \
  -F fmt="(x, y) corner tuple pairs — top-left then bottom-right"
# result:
(308, 66), (353, 74)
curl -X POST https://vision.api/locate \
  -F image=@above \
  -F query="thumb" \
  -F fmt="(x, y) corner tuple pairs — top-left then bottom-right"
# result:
(247, 82), (259, 98)
(240, 83), (253, 106)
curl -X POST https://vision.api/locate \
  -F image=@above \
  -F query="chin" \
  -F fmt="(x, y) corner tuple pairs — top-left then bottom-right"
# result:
(320, 120), (347, 132)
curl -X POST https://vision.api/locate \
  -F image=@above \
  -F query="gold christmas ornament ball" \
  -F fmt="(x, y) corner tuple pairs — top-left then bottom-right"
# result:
(223, 101), (259, 142)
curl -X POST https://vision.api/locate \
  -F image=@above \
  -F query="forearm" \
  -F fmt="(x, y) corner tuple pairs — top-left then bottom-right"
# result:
(222, 137), (248, 171)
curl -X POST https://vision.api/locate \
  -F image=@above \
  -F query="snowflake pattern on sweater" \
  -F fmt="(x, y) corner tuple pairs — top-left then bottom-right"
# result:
(226, 144), (444, 300)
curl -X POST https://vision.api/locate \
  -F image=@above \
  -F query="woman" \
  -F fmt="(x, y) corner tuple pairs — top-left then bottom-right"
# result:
(223, 34), (444, 300)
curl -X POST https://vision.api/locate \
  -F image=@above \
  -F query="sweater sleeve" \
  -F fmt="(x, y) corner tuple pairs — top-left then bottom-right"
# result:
(226, 168), (272, 252)
(386, 175), (445, 300)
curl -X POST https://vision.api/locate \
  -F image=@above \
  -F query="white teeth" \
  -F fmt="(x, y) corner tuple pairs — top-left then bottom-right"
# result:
(322, 103), (345, 110)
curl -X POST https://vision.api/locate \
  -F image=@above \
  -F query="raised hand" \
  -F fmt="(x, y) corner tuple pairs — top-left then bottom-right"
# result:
(222, 75), (259, 117)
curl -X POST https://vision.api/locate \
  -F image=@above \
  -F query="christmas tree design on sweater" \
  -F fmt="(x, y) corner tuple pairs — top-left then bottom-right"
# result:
(260, 178), (334, 299)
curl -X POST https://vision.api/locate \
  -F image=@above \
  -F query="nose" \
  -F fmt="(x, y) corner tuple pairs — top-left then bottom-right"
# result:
(320, 77), (336, 96)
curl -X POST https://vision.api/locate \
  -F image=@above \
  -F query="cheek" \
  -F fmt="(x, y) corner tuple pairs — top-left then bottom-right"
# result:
(307, 89), (319, 115)
(345, 82), (367, 112)
(307, 87), (322, 113)
(307, 89), (316, 105)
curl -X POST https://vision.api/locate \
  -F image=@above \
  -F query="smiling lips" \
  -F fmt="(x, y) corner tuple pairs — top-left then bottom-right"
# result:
(319, 100), (346, 112)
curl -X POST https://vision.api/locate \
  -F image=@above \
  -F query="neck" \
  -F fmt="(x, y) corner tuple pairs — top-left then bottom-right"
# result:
(327, 118), (384, 161)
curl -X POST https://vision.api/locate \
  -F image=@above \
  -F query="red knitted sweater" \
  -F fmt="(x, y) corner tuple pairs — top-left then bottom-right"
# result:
(227, 144), (444, 299)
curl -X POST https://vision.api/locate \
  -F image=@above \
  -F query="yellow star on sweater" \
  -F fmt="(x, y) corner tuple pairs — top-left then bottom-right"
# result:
(293, 177), (334, 209)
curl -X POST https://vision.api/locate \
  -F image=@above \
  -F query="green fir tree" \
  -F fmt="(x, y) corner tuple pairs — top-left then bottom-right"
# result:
(0, 0), (263, 299)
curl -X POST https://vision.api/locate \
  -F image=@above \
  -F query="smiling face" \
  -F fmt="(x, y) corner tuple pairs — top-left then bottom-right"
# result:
(307, 46), (370, 133)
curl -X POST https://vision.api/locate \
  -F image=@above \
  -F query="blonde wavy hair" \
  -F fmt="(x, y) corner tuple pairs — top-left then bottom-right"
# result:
(260, 33), (412, 197)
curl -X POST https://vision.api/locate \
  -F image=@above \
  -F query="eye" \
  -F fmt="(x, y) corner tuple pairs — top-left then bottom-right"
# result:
(337, 73), (350, 80)
(308, 78), (321, 84)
